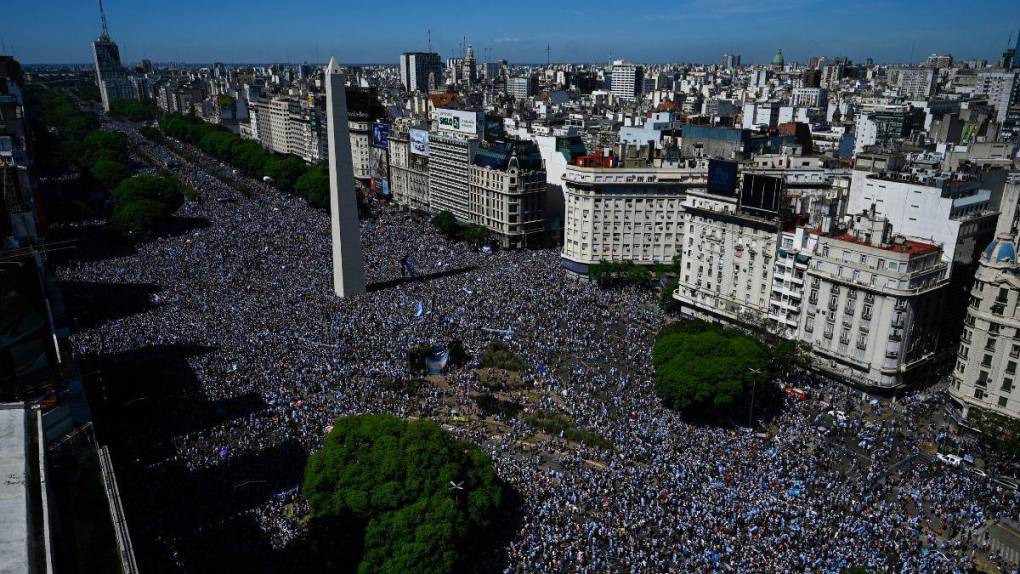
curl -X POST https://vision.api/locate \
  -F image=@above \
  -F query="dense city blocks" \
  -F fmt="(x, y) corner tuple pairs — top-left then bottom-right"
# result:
(4, 2), (1020, 573)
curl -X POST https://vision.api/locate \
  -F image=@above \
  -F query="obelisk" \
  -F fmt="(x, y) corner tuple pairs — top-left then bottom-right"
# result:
(324, 57), (366, 297)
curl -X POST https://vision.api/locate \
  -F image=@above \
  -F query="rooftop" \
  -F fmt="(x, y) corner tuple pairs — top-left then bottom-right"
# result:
(0, 403), (28, 574)
(827, 232), (940, 257)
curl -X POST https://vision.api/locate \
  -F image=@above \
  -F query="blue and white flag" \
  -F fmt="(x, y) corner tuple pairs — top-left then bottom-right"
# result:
(415, 299), (425, 317)
(425, 350), (449, 374)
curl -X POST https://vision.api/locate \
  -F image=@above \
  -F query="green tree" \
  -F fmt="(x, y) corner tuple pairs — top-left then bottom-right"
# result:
(108, 100), (157, 122)
(303, 414), (504, 574)
(139, 126), (162, 142)
(108, 199), (167, 239)
(90, 159), (130, 190)
(969, 408), (1020, 460)
(462, 224), (490, 247)
(652, 321), (771, 417)
(295, 164), (330, 209)
(265, 156), (308, 192)
(112, 175), (184, 216)
(431, 210), (462, 239)
(659, 280), (680, 313)
(82, 129), (128, 166)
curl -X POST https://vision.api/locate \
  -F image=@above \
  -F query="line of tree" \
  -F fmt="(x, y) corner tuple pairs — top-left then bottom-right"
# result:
(24, 86), (134, 221)
(430, 210), (491, 247)
(158, 113), (330, 209)
(300, 414), (505, 573)
(107, 99), (158, 122)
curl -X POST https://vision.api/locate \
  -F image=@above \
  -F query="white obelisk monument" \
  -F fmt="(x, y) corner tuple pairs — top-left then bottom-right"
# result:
(324, 57), (366, 297)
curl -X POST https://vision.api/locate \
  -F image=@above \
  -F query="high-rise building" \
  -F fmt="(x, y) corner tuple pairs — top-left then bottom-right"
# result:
(428, 109), (482, 220)
(508, 76), (533, 99)
(463, 45), (477, 84)
(896, 68), (937, 99)
(399, 52), (443, 93)
(975, 71), (1020, 123)
(91, 0), (133, 111)
(610, 60), (643, 101)
(950, 234), (1020, 423)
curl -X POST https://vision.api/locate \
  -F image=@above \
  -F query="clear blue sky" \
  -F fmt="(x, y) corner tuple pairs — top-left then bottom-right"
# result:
(5, 0), (1020, 65)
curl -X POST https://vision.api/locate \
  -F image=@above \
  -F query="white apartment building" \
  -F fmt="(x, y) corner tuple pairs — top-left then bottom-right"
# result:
(348, 119), (372, 181)
(848, 171), (998, 271)
(799, 211), (949, 389)
(389, 120), (431, 211)
(791, 87), (828, 109)
(427, 109), (483, 220)
(508, 77), (532, 99)
(896, 68), (937, 99)
(610, 61), (643, 101)
(974, 71), (1020, 123)
(674, 188), (782, 327)
(469, 151), (547, 248)
(560, 162), (702, 274)
(769, 226), (817, 338)
(428, 133), (479, 220)
(951, 234), (1020, 423)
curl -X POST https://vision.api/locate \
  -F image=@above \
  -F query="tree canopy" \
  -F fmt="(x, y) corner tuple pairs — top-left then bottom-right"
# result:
(652, 321), (771, 418)
(90, 159), (130, 191)
(108, 99), (158, 122)
(108, 175), (186, 240)
(302, 414), (505, 574)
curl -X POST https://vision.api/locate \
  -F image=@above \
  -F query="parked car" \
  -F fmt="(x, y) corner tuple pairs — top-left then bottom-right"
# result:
(936, 453), (962, 467)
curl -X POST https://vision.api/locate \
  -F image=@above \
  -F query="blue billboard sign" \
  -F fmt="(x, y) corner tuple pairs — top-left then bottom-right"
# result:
(707, 159), (738, 196)
(372, 123), (390, 149)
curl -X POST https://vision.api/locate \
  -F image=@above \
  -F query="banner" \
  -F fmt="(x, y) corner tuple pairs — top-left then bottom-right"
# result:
(410, 128), (430, 156)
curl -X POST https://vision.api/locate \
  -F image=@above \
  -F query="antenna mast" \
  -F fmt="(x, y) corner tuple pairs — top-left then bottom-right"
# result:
(98, 0), (111, 39)
(427, 28), (432, 53)
(547, 43), (551, 66)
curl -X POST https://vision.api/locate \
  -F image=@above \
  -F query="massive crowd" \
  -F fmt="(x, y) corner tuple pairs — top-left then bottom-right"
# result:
(54, 118), (1020, 573)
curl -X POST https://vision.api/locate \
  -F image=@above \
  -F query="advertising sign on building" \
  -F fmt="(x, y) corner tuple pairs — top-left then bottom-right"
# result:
(739, 173), (784, 217)
(707, 159), (738, 196)
(372, 123), (390, 149)
(370, 146), (390, 197)
(435, 109), (481, 136)
(409, 128), (430, 156)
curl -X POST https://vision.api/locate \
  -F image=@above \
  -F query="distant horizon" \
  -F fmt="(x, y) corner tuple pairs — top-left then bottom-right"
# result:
(5, 0), (1020, 66)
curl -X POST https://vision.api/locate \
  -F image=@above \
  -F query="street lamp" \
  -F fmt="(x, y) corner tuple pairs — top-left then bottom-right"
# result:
(748, 367), (763, 428)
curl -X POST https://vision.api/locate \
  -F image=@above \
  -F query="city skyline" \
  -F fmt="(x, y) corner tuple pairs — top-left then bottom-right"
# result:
(5, 0), (1020, 65)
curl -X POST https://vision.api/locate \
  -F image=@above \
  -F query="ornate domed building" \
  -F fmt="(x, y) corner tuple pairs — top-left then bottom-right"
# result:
(772, 49), (785, 69)
(950, 233), (1020, 424)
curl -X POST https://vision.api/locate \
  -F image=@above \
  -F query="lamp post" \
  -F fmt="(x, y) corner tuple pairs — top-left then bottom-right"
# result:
(748, 367), (763, 428)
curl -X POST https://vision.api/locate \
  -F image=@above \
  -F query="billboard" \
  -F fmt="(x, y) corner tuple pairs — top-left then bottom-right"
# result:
(410, 128), (430, 156)
(372, 123), (390, 149)
(739, 173), (784, 216)
(435, 108), (481, 136)
(707, 159), (738, 196)
(370, 146), (390, 198)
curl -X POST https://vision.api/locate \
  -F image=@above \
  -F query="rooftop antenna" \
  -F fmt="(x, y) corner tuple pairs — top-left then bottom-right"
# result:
(547, 43), (551, 67)
(98, 0), (110, 40)
(427, 28), (432, 53)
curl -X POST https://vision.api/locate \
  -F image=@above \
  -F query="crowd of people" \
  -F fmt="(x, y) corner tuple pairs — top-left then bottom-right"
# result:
(54, 117), (1020, 573)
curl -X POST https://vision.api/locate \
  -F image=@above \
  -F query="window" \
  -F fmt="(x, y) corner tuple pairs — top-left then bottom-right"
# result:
(982, 354), (993, 368)
(999, 397), (1009, 408)
(975, 387), (986, 400)
(862, 305), (873, 320)
(856, 331), (868, 350)
(1002, 379), (1013, 393)
(1008, 361), (1017, 375)
(824, 322), (834, 339)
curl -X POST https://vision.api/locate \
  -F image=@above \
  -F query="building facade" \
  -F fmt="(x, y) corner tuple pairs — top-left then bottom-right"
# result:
(800, 211), (949, 389)
(561, 156), (701, 274)
(950, 235), (1020, 423)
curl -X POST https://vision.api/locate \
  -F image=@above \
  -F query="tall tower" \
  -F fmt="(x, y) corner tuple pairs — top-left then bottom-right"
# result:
(91, 0), (131, 111)
(324, 57), (366, 298)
